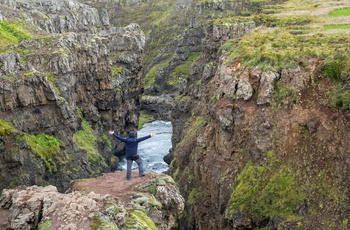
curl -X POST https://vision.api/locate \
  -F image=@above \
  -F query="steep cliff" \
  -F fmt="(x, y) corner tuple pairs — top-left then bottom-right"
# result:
(0, 0), (145, 192)
(166, 1), (350, 230)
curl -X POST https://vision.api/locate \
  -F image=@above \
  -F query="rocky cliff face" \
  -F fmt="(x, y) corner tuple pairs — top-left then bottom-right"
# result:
(0, 0), (145, 192)
(0, 171), (184, 230)
(167, 4), (350, 230)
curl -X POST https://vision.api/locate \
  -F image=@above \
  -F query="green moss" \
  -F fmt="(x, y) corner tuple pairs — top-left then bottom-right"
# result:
(111, 65), (124, 77)
(25, 133), (61, 173)
(144, 61), (168, 89)
(110, 155), (118, 164)
(174, 95), (191, 105)
(38, 220), (51, 230)
(126, 210), (157, 230)
(229, 159), (305, 222)
(183, 116), (205, 139)
(0, 118), (15, 136)
(167, 52), (201, 87)
(148, 187), (157, 195)
(0, 20), (32, 48)
(73, 119), (107, 176)
(23, 71), (35, 77)
(138, 110), (154, 129)
(90, 216), (103, 230)
(98, 134), (112, 150)
(105, 204), (124, 215)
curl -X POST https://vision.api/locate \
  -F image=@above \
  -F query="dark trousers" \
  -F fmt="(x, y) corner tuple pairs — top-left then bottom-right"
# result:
(126, 157), (144, 180)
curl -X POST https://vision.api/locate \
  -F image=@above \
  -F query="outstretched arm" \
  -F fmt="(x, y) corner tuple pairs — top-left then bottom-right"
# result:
(137, 133), (155, 142)
(109, 130), (127, 142)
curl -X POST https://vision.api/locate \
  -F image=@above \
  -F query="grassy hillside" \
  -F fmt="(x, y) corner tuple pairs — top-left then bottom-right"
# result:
(219, 0), (350, 110)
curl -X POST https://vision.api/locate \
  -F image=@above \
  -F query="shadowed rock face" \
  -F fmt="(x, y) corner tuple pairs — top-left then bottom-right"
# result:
(0, 0), (145, 192)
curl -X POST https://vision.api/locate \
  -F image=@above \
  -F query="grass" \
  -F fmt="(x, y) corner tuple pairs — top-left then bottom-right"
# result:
(0, 118), (15, 136)
(328, 7), (350, 17)
(183, 116), (205, 140)
(229, 159), (306, 222)
(224, 29), (350, 72)
(73, 119), (107, 175)
(38, 220), (51, 230)
(167, 52), (201, 87)
(144, 61), (168, 89)
(324, 24), (350, 30)
(138, 110), (154, 129)
(25, 133), (61, 173)
(274, 81), (300, 109)
(0, 20), (32, 48)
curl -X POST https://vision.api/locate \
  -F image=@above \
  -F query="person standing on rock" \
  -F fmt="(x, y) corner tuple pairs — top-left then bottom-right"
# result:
(109, 130), (155, 181)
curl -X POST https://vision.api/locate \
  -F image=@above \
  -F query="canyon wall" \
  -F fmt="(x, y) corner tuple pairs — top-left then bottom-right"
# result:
(0, 0), (145, 192)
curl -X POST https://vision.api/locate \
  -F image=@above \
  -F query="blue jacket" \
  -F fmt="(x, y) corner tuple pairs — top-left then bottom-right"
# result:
(112, 131), (151, 157)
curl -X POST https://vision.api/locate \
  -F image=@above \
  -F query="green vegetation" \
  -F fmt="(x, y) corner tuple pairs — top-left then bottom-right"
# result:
(254, 14), (313, 28)
(138, 110), (154, 129)
(315, 59), (350, 110)
(124, 208), (158, 229)
(148, 186), (157, 195)
(229, 158), (305, 222)
(188, 188), (205, 206)
(98, 134), (112, 150)
(0, 20), (32, 48)
(0, 118), (15, 136)
(90, 216), (105, 230)
(208, 17), (255, 27)
(183, 116), (205, 139)
(274, 81), (300, 109)
(25, 133), (61, 173)
(167, 52), (201, 87)
(38, 220), (51, 230)
(73, 119), (107, 176)
(144, 61), (168, 89)
(111, 65), (124, 77)
(328, 7), (350, 17)
(328, 87), (350, 110)
(23, 71), (36, 77)
(324, 24), (350, 30)
(224, 29), (350, 74)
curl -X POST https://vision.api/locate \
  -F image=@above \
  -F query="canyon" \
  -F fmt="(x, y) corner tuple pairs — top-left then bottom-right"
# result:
(1, 0), (350, 229)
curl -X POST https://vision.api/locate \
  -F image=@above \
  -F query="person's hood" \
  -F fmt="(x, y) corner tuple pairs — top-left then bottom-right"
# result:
(128, 131), (136, 138)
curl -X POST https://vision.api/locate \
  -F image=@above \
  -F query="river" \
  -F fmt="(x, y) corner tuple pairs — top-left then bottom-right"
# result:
(118, 120), (172, 173)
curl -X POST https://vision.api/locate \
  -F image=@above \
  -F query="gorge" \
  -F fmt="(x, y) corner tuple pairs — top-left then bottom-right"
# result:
(1, 0), (350, 229)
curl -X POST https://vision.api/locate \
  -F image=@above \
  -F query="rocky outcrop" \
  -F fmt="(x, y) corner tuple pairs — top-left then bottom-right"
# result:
(0, 0), (109, 34)
(0, 172), (184, 230)
(159, 2), (350, 230)
(0, 0), (145, 192)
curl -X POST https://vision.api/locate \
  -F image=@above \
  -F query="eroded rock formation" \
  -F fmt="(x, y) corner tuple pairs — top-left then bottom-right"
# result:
(0, 172), (184, 230)
(0, 0), (145, 192)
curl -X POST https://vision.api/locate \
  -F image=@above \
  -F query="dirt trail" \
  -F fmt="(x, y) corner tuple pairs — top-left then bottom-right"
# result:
(71, 171), (164, 200)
